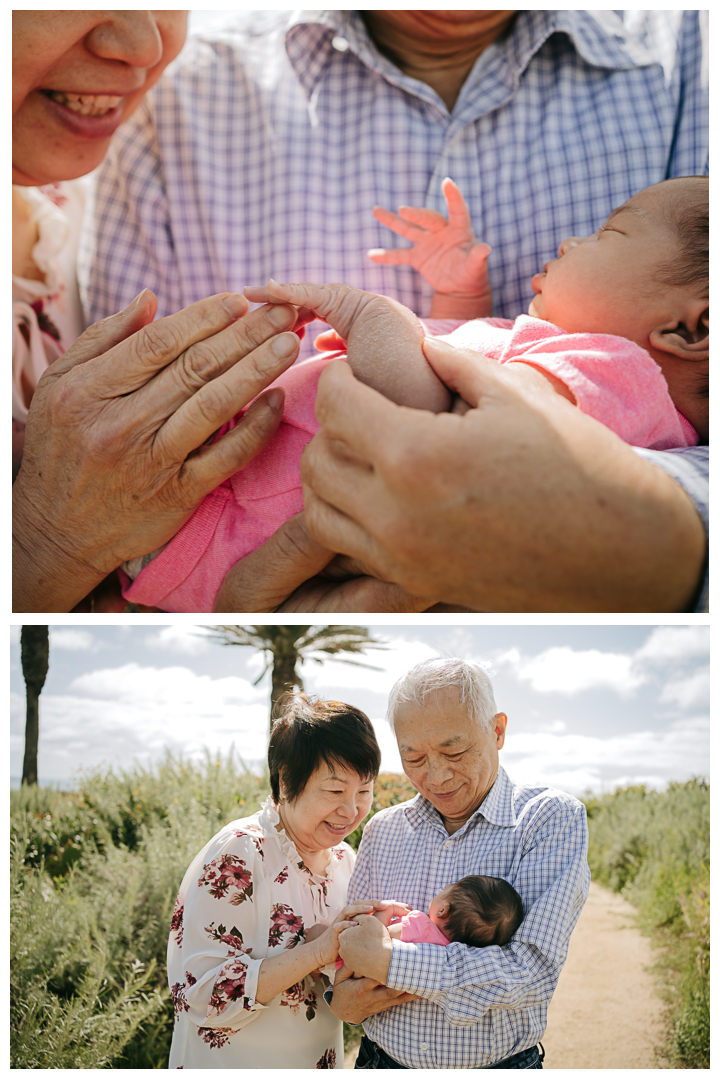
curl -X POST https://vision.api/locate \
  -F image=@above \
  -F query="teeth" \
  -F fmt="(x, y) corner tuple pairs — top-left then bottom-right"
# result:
(46, 90), (122, 116)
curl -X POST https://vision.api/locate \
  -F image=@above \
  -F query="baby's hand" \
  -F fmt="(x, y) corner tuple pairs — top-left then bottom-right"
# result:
(369, 178), (492, 320)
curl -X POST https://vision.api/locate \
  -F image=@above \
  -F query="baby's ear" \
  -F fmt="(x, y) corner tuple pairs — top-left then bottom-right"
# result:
(650, 304), (709, 361)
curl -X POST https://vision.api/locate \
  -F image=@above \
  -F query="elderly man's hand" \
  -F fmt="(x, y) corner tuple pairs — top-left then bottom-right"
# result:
(301, 341), (705, 613)
(330, 960), (421, 1025)
(13, 290), (301, 612)
(214, 512), (436, 612)
(338, 912), (394, 983)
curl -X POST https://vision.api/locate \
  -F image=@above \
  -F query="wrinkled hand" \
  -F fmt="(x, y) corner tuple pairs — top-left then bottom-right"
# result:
(369, 177), (492, 318)
(13, 290), (301, 612)
(214, 513), (437, 613)
(337, 913), (394, 983)
(300, 342), (706, 612)
(330, 961), (421, 1024)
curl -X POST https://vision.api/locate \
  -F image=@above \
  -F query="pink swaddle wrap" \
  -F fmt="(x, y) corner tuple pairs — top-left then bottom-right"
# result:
(122, 316), (696, 612)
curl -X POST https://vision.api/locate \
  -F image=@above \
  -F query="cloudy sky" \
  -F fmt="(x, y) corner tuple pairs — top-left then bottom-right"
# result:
(10, 624), (708, 796)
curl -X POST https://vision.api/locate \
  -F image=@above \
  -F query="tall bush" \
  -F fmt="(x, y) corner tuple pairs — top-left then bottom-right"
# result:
(584, 779), (709, 1068)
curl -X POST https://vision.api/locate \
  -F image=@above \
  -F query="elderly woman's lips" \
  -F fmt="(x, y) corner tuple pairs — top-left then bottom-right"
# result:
(39, 90), (127, 139)
(44, 90), (124, 116)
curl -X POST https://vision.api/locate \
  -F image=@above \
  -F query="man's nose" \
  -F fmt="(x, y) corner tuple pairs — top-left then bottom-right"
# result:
(426, 759), (454, 786)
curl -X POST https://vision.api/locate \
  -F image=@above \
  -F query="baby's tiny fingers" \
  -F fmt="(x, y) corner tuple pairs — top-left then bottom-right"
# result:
(397, 205), (449, 233)
(367, 248), (414, 266)
(373, 205), (425, 242)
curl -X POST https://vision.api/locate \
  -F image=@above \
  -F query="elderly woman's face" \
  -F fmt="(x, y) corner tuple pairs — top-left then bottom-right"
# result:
(280, 764), (374, 853)
(12, 10), (187, 185)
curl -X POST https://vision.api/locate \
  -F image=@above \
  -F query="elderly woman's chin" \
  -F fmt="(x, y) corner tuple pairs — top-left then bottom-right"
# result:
(13, 100), (123, 186)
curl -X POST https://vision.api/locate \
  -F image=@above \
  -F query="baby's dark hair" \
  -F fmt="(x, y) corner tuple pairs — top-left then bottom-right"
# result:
(442, 875), (525, 948)
(654, 176), (708, 295)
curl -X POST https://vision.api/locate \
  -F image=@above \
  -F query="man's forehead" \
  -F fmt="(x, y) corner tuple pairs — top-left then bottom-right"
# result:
(394, 688), (477, 747)
(398, 730), (469, 752)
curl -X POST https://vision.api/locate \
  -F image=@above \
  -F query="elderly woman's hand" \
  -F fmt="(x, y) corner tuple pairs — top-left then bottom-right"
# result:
(13, 290), (301, 612)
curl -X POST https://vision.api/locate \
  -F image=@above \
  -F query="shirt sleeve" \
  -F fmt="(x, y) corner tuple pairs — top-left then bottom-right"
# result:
(170, 831), (267, 1031)
(631, 445), (709, 613)
(385, 801), (590, 1025)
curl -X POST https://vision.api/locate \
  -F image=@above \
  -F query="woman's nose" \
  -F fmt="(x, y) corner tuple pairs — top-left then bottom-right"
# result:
(337, 796), (357, 819)
(86, 11), (164, 70)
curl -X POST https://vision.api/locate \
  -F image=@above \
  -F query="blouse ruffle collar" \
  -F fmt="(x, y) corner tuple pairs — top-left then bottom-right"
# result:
(258, 795), (344, 887)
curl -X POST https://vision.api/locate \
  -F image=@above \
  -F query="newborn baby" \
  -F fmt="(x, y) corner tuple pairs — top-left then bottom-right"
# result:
(335, 875), (525, 978)
(121, 176), (708, 612)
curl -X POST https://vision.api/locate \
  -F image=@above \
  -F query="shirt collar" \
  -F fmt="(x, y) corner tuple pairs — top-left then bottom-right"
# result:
(284, 10), (657, 106)
(405, 764), (517, 836)
(506, 10), (656, 75)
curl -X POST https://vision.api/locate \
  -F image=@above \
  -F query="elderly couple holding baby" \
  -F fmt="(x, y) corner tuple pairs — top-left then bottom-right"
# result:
(168, 658), (590, 1069)
(13, 10), (708, 614)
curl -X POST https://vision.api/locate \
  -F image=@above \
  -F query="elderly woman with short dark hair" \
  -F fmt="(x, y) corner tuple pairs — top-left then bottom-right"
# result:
(167, 696), (405, 1069)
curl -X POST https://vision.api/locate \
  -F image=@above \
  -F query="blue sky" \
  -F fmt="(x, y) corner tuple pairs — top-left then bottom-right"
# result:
(10, 624), (708, 795)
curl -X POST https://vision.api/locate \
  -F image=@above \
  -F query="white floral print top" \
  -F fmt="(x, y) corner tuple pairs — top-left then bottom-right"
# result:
(167, 797), (355, 1069)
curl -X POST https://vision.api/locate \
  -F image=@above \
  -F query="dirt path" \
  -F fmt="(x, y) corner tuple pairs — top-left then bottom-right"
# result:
(344, 882), (668, 1070)
(542, 882), (668, 1068)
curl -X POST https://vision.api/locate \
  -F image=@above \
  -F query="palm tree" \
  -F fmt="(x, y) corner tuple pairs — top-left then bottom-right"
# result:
(206, 625), (386, 729)
(21, 625), (49, 786)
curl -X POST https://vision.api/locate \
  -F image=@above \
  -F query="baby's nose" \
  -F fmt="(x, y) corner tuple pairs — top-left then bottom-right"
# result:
(558, 236), (582, 256)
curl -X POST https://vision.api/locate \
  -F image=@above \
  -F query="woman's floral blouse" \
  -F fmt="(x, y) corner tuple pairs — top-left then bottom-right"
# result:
(167, 796), (355, 1069)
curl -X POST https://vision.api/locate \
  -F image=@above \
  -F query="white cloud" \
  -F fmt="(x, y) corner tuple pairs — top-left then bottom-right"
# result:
(50, 628), (98, 651)
(501, 715), (709, 794)
(659, 666), (710, 710)
(500, 646), (645, 696)
(69, 662), (263, 707)
(12, 663), (272, 782)
(145, 625), (212, 655)
(305, 636), (440, 696)
(636, 625), (710, 664)
(11, 626), (20, 645)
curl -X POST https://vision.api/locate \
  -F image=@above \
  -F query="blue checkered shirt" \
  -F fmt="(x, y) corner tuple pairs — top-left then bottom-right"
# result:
(78, 8), (709, 610)
(345, 765), (590, 1068)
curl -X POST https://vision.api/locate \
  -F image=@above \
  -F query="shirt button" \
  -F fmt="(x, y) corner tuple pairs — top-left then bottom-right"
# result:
(419, 1043), (429, 1051)
(332, 35), (349, 51)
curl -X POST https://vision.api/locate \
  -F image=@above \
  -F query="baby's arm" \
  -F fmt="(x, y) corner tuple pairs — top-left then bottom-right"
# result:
(244, 280), (452, 413)
(369, 177), (492, 321)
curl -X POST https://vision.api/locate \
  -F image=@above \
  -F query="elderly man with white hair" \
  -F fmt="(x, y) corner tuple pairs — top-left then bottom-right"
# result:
(330, 657), (590, 1069)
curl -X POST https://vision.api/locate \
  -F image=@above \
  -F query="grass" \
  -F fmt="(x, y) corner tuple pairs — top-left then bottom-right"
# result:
(11, 762), (708, 1068)
(583, 778), (709, 1068)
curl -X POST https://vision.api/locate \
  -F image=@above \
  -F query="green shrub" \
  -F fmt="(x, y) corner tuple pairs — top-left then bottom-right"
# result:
(584, 779), (709, 1068)
(11, 753), (269, 1069)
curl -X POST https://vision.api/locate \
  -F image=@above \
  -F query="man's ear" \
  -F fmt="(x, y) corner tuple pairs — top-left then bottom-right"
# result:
(650, 303), (709, 361)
